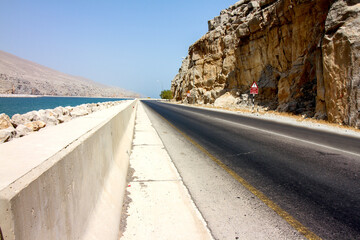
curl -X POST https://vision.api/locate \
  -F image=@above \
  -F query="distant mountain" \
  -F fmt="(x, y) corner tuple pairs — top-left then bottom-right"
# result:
(0, 50), (140, 98)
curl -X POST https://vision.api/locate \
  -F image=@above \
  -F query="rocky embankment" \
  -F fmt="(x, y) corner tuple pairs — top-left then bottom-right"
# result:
(171, 0), (360, 128)
(0, 101), (127, 143)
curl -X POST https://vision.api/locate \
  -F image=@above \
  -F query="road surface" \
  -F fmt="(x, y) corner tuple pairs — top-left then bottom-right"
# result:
(142, 100), (360, 240)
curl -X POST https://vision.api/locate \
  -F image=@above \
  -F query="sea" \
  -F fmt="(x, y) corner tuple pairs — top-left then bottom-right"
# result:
(0, 96), (131, 117)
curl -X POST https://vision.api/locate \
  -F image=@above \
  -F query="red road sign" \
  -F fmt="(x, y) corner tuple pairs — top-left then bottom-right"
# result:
(250, 82), (258, 95)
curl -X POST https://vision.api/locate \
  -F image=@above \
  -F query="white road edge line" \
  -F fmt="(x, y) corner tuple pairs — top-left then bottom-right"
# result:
(182, 108), (360, 158)
(165, 102), (360, 139)
(229, 119), (360, 158)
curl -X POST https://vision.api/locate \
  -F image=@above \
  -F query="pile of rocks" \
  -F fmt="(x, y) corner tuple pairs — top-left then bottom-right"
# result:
(0, 101), (126, 143)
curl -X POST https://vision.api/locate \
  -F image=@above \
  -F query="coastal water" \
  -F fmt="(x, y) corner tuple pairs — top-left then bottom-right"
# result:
(0, 96), (131, 117)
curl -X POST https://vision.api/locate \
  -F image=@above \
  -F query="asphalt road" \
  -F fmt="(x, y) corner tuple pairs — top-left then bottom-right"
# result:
(142, 100), (360, 239)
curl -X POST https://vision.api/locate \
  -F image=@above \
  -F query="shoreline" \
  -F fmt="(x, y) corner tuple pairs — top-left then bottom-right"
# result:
(0, 100), (131, 143)
(0, 94), (40, 98)
(0, 94), (135, 99)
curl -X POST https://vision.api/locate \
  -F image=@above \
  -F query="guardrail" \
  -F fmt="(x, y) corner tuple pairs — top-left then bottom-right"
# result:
(0, 99), (137, 240)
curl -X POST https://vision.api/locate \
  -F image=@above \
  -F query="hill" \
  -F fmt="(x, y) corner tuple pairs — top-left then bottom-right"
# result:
(0, 50), (139, 98)
(171, 0), (360, 128)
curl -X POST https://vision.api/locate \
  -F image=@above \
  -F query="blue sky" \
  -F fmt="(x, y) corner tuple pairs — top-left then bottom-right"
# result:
(0, 0), (236, 97)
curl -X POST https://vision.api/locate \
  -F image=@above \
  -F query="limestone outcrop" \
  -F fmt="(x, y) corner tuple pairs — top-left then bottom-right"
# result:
(171, 0), (360, 127)
(0, 101), (128, 143)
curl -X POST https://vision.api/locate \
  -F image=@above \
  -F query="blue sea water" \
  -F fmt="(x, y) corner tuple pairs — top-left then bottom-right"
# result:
(0, 96), (131, 117)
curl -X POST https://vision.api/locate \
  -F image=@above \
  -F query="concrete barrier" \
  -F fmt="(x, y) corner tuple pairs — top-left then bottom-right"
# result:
(0, 99), (137, 240)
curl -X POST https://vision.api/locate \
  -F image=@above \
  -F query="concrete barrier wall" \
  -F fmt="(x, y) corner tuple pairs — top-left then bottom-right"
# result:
(0, 99), (137, 240)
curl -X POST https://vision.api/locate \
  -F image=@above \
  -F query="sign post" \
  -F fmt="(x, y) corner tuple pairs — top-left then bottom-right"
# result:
(250, 82), (258, 111)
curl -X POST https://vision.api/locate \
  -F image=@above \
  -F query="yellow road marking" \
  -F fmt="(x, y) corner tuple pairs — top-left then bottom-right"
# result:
(154, 110), (321, 240)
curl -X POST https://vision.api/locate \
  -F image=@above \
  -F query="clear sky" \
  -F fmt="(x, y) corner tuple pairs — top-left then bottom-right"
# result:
(0, 0), (236, 97)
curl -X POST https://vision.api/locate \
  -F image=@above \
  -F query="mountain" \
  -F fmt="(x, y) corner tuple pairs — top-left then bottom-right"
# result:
(0, 50), (140, 98)
(171, 0), (360, 128)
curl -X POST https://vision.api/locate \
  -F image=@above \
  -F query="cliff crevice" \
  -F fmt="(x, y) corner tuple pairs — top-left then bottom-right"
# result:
(171, 0), (360, 127)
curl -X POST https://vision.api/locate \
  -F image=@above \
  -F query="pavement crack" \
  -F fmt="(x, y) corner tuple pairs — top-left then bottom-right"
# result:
(316, 151), (340, 156)
(226, 151), (255, 157)
(133, 144), (163, 146)
(131, 179), (181, 182)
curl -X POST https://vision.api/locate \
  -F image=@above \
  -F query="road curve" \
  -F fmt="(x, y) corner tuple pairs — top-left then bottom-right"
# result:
(142, 100), (360, 239)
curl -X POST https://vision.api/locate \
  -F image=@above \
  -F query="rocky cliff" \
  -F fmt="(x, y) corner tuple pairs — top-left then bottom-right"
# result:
(0, 51), (140, 98)
(171, 0), (360, 128)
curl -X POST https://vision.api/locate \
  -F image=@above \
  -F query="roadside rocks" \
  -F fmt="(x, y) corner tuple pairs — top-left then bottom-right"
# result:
(214, 92), (238, 108)
(0, 113), (12, 129)
(0, 100), (125, 143)
(25, 121), (46, 131)
(0, 127), (16, 143)
(15, 124), (32, 137)
(70, 108), (89, 118)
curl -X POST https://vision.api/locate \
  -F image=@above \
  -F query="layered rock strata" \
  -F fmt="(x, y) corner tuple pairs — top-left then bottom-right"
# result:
(0, 101), (127, 143)
(171, 0), (360, 127)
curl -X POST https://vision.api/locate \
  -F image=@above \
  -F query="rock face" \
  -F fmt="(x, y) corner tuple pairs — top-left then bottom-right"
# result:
(0, 51), (140, 98)
(171, 0), (360, 127)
